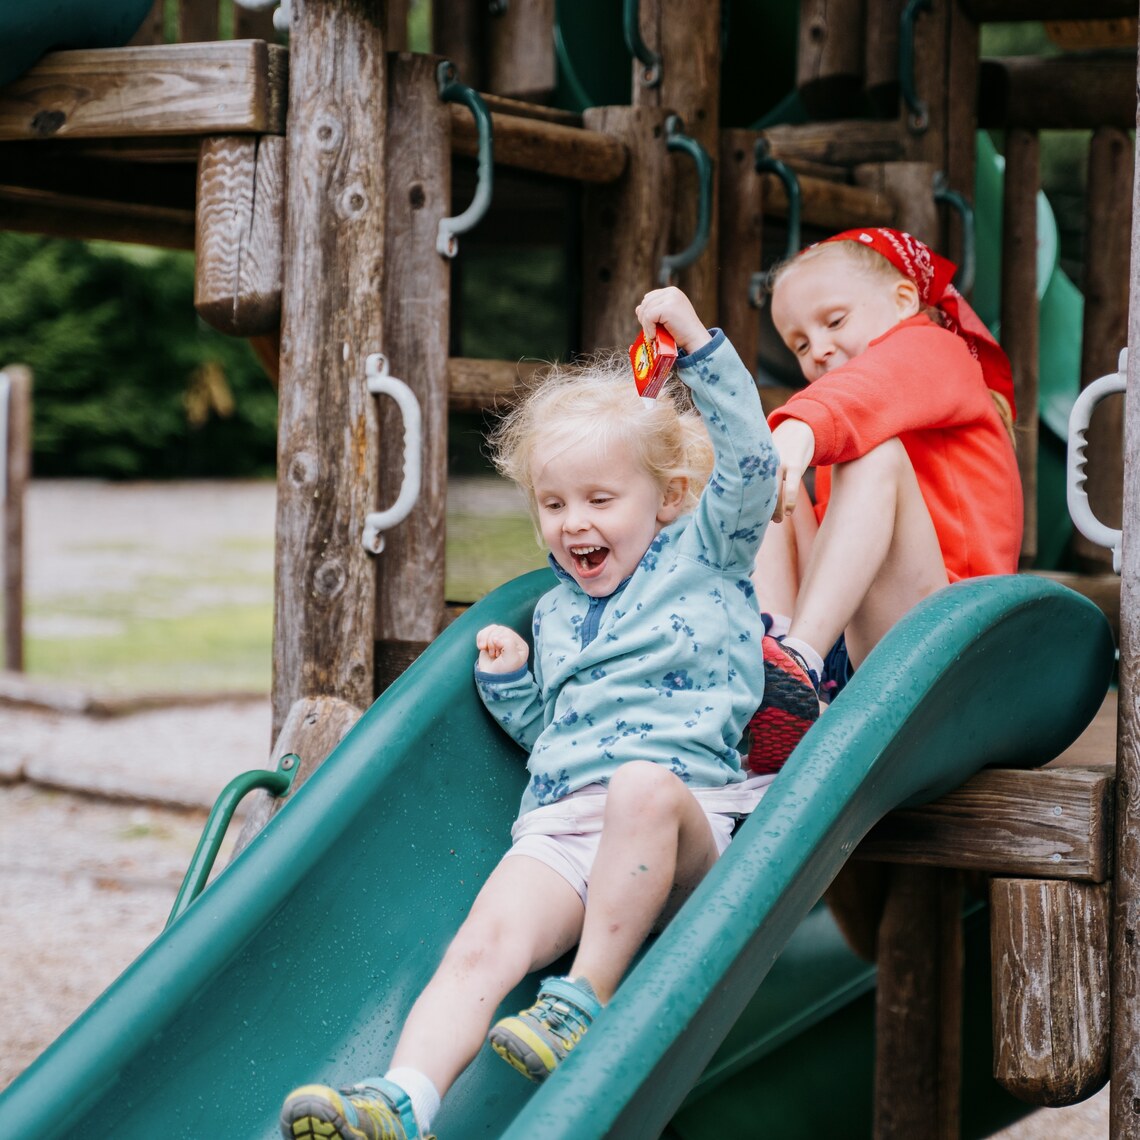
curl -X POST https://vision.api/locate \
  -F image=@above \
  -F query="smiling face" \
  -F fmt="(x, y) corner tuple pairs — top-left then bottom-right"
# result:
(771, 245), (920, 382)
(530, 434), (685, 598)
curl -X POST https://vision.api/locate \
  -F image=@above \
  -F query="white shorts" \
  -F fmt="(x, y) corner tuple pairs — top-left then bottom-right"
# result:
(500, 775), (774, 906)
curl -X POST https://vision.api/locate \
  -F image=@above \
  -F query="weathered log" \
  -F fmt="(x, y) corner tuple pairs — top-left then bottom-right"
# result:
(229, 694), (363, 856)
(194, 135), (284, 336)
(0, 41), (288, 140)
(980, 56), (1136, 131)
(272, 0), (386, 738)
(874, 866), (963, 1139)
(1, 366), (30, 673)
(859, 766), (1115, 882)
(991, 878), (1111, 1106)
(1000, 128), (1040, 566)
(581, 106), (674, 352)
(718, 130), (766, 375)
(798, 0), (867, 117)
(486, 0), (554, 102)
(374, 53), (451, 693)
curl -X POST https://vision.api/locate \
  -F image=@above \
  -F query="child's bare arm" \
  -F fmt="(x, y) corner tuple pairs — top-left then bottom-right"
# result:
(476, 624), (529, 674)
(770, 419), (816, 523)
(635, 286), (712, 355)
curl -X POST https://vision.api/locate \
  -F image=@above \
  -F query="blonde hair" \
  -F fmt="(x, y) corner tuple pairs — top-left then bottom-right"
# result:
(768, 238), (908, 297)
(488, 351), (714, 521)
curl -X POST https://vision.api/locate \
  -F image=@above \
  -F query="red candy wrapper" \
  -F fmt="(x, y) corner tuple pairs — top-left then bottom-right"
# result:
(629, 325), (678, 398)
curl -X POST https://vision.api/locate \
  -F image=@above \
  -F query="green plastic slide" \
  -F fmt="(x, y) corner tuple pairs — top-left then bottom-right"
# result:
(0, 570), (1112, 1137)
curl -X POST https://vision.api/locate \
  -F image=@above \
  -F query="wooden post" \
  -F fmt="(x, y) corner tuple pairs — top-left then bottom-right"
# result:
(864, 0), (904, 114)
(873, 865), (963, 1140)
(854, 161), (936, 244)
(178, 0), (220, 43)
(944, 0), (979, 265)
(797, 0), (867, 118)
(1074, 127), (1132, 571)
(631, 0), (721, 320)
(1, 365), (30, 673)
(431, 0), (483, 91)
(194, 134), (284, 336)
(581, 106), (674, 352)
(717, 130), (765, 375)
(374, 52), (451, 693)
(486, 0), (555, 102)
(271, 0), (387, 739)
(1000, 128), (1040, 567)
(991, 878), (1111, 1106)
(1109, 88), (1140, 1139)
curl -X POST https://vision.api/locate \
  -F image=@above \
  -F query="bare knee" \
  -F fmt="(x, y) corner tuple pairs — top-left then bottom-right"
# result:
(833, 437), (909, 487)
(605, 761), (686, 822)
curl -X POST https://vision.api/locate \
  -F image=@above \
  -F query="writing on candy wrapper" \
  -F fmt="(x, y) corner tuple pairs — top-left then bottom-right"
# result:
(629, 325), (678, 399)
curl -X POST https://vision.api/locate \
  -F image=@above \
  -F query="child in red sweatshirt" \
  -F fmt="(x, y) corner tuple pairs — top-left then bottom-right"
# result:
(747, 227), (1022, 772)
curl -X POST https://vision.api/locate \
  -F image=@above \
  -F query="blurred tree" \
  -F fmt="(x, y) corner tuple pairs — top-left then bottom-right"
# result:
(0, 234), (277, 478)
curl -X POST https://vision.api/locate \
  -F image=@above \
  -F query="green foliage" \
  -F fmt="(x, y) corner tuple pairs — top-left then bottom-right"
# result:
(0, 234), (277, 478)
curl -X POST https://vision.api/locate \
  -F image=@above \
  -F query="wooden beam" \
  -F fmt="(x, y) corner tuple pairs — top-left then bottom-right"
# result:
(979, 56), (1136, 130)
(963, 0), (1135, 19)
(760, 119), (910, 167)
(858, 766), (1115, 882)
(763, 170), (896, 231)
(0, 41), (288, 141)
(446, 357), (543, 412)
(0, 184), (195, 248)
(991, 878), (1111, 1107)
(449, 102), (627, 185)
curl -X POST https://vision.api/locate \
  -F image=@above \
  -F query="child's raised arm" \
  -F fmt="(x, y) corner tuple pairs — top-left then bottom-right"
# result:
(635, 286), (712, 356)
(476, 624), (529, 675)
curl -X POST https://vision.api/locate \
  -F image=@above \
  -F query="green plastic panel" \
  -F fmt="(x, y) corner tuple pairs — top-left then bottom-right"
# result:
(0, 1), (154, 87)
(0, 572), (1113, 1138)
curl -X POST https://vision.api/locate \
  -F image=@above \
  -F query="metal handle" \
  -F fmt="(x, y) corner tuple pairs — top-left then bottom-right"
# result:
(1067, 348), (1127, 573)
(749, 138), (801, 307)
(166, 754), (298, 927)
(623, 0), (662, 87)
(933, 172), (976, 296)
(436, 61), (493, 257)
(900, 0), (932, 133)
(657, 116), (712, 286)
(362, 354), (423, 554)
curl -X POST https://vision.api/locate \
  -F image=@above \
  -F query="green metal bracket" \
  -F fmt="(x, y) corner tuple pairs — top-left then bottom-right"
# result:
(166, 753), (299, 928)
(749, 138), (801, 307)
(899, 0), (932, 133)
(658, 116), (712, 285)
(436, 60), (493, 258)
(933, 172), (976, 295)
(623, 0), (661, 87)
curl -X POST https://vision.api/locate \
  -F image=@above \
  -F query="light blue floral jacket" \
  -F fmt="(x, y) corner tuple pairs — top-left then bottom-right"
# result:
(476, 331), (779, 817)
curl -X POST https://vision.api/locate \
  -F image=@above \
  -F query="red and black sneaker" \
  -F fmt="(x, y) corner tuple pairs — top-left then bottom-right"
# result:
(746, 636), (821, 775)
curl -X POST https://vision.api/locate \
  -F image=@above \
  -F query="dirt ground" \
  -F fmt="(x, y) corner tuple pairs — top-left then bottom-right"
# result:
(0, 481), (1112, 1135)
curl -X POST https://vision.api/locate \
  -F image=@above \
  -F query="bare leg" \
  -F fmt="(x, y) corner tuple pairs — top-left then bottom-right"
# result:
(788, 439), (948, 665)
(751, 485), (818, 620)
(567, 761), (721, 1002)
(390, 855), (584, 1095)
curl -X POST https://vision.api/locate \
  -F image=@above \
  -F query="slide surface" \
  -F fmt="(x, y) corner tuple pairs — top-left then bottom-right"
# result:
(0, 572), (1113, 1138)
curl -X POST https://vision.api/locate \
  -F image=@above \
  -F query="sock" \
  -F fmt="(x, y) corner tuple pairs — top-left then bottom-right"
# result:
(382, 1067), (441, 1135)
(781, 636), (824, 683)
(766, 612), (792, 639)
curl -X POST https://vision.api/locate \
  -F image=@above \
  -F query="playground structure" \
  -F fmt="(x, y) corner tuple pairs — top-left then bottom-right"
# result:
(0, 0), (1137, 1136)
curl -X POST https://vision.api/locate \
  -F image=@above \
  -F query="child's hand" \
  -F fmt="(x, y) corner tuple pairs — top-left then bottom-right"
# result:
(771, 419), (816, 522)
(635, 286), (712, 355)
(476, 625), (529, 674)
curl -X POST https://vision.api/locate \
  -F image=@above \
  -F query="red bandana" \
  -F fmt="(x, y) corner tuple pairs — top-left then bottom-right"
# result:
(817, 228), (1016, 420)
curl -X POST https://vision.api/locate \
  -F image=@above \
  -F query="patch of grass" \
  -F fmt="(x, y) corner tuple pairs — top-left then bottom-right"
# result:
(26, 495), (546, 693)
(446, 511), (547, 602)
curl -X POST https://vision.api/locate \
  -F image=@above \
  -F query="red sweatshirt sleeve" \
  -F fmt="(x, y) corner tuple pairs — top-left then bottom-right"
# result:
(768, 316), (985, 465)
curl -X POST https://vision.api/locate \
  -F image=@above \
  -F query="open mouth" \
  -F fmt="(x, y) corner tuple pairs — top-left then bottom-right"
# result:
(570, 545), (609, 577)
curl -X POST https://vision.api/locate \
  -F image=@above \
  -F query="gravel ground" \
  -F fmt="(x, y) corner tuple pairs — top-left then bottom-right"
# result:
(0, 480), (1112, 1135)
